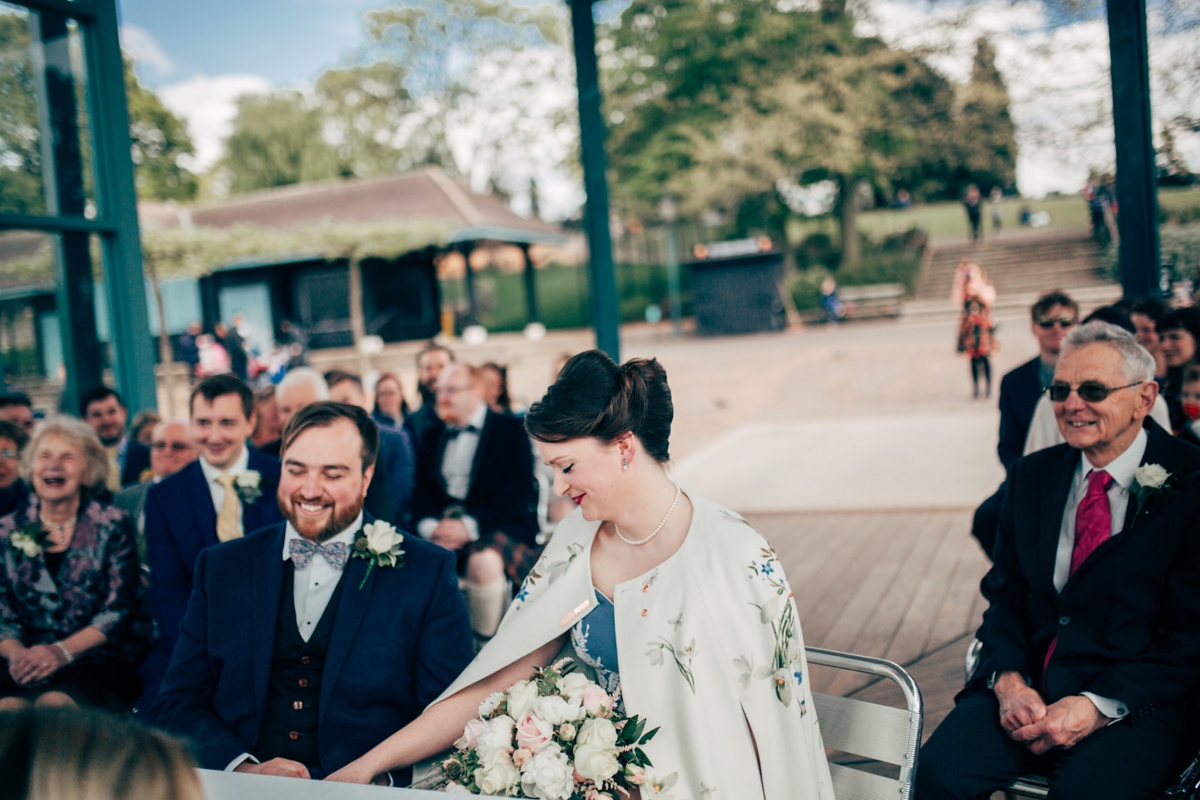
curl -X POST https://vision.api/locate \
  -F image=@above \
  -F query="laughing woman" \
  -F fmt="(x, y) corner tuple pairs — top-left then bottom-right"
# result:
(329, 352), (834, 799)
(0, 418), (148, 711)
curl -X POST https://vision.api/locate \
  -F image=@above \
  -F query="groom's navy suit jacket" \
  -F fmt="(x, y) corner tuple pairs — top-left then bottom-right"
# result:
(139, 450), (284, 717)
(153, 517), (474, 783)
(973, 419), (1200, 732)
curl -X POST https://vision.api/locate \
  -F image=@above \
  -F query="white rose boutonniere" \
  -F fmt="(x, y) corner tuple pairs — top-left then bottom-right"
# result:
(234, 470), (263, 504)
(11, 522), (46, 559)
(351, 520), (406, 589)
(1132, 463), (1175, 518)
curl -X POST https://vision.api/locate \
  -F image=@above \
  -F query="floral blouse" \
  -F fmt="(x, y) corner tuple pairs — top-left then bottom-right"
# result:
(0, 496), (149, 664)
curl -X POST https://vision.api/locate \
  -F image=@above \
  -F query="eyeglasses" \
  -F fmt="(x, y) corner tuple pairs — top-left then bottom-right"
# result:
(0, 449), (17, 461)
(152, 441), (193, 451)
(1047, 381), (1142, 403)
(1037, 317), (1077, 329)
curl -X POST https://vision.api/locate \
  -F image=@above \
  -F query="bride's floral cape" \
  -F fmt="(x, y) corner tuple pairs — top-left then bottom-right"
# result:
(430, 493), (835, 800)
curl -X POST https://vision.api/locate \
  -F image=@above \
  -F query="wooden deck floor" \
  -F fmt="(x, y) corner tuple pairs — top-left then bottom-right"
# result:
(749, 508), (990, 740)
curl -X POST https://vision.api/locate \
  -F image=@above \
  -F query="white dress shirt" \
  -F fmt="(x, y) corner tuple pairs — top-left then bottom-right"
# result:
(1051, 427), (1147, 721)
(417, 402), (486, 543)
(283, 512), (362, 642)
(199, 446), (251, 521)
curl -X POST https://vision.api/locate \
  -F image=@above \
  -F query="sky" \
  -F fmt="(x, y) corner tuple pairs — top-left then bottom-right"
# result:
(114, 0), (1198, 215)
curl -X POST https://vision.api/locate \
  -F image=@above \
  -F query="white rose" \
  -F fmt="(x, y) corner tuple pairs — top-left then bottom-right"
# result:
(479, 691), (507, 717)
(575, 717), (618, 749)
(555, 672), (592, 701)
(236, 471), (261, 488)
(1135, 464), (1170, 489)
(12, 536), (40, 558)
(475, 715), (516, 767)
(363, 520), (403, 554)
(534, 695), (585, 725)
(475, 759), (520, 796)
(506, 680), (540, 720)
(573, 743), (621, 783)
(444, 781), (471, 794)
(520, 744), (575, 800)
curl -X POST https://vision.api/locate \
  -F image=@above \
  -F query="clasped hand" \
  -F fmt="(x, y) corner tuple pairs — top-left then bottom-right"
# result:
(430, 518), (471, 550)
(8, 643), (67, 686)
(994, 672), (1106, 754)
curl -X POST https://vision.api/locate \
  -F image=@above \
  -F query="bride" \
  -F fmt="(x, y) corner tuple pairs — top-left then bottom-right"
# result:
(328, 351), (833, 799)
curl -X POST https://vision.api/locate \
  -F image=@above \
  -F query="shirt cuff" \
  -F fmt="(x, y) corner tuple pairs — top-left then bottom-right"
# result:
(1081, 692), (1128, 722)
(462, 515), (480, 543)
(226, 754), (258, 772)
(416, 518), (438, 540)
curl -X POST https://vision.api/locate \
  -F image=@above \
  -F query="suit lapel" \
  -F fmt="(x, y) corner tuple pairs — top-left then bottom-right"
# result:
(467, 408), (495, 497)
(242, 450), (269, 535)
(251, 526), (286, 731)
(433, 423), (452, 495)
(1038, 446), (1078, 589)
(319, 522), (373, 730)
(187, 462), (218, 547)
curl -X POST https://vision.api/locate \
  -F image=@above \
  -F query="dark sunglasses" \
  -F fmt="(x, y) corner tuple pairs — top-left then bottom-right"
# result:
(152, 441), (193, 451)
(1047, 381), (1142, 403)
(1037, 317), (1077, 329)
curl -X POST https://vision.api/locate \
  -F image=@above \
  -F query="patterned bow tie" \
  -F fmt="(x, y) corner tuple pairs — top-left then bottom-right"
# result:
(288, 538), (349, 570)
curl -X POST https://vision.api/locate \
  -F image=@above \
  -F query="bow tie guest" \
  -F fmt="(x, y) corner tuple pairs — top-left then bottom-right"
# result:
(412, 363), (539, 641)
(0, 418), (149, 712)
(80, 387), (151, 495)
(916, 322), (1200, 800)
(140, 375), (283, 719)
(153, 402), (472, 784)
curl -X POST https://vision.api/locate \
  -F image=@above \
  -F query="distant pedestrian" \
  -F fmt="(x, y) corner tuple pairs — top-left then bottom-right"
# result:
(964, 185), (983, 241)
(953, 260), (997, 398)
(176, 322), (201, 381)
(215, 322), (248, 381)
(989, 187), (1003, 232)
(819, 276), (844, 323)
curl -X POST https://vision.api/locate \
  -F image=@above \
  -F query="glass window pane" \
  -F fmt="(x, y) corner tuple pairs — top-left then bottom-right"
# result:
(0, 4), (46, 215)
(0, 229), (56, 380)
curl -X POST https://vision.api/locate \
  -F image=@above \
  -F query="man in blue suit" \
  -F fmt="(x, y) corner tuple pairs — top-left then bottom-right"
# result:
(140, 374), (285, 716)
(154, 402), (473, 784)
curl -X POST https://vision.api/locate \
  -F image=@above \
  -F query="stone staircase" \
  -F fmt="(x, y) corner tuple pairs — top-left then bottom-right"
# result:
(905, 227), (1118, 322)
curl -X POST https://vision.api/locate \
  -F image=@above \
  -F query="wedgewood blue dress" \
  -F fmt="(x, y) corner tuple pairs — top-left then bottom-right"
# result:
(0, 496), (150, 708)
(434, 492), (835, 800)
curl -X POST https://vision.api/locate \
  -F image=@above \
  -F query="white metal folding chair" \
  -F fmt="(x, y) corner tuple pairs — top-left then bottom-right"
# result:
(806, 646), (923, 800)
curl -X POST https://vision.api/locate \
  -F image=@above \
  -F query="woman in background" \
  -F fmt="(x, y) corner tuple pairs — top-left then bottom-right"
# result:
(953, 260), (998, 399)
(372, 371), (409, 429)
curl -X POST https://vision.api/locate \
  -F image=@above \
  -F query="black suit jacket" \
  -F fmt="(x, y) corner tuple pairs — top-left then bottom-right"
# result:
(974, 419), (1200, 730)
(122, 440), (152, 488)
(413, 408), (538, 547)
(997, 356), (1044, 474)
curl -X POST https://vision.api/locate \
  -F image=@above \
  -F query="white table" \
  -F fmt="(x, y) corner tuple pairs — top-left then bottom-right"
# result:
(200, 769), (443, 798)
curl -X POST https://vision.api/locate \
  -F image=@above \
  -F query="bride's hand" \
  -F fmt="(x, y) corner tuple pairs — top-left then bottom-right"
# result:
(324, 759), (378, 784)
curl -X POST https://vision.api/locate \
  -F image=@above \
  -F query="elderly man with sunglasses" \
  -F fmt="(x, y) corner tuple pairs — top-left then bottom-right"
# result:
(917, 322), (1200, 800)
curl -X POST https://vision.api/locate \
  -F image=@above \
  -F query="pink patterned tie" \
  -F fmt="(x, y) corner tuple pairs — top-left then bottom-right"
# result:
(1042, 470), (1113, 691)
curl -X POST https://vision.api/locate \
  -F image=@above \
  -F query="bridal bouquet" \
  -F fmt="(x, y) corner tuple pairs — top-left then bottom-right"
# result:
(438, 659), (659, 798)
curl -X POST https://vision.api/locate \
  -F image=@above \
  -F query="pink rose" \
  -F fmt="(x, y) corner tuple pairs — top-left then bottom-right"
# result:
(512, 747), (532, 768)
(514, 712), (553, 753)
(455, 717), (487, 751)
(582, 685), (611, 716)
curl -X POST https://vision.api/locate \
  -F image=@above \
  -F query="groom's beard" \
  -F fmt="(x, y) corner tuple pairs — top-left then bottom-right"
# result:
(281, 492), (365, 543)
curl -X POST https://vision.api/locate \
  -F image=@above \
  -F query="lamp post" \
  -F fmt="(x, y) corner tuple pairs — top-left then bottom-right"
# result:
(658, 194), (682, 337)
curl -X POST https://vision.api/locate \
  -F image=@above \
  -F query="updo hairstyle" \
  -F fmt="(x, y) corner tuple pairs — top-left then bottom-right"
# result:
(525, 351), (672, 463)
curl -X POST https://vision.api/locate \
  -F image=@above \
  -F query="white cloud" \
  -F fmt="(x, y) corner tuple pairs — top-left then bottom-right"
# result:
(158, 74), (273, 172)
(120, 24), (175, 77)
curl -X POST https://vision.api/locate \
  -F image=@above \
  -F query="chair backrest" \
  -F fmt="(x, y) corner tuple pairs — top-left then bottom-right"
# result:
(806, 647), (923, 800)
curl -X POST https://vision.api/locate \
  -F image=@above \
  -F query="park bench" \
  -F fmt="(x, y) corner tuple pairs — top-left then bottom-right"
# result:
(835, 283), (906, 320)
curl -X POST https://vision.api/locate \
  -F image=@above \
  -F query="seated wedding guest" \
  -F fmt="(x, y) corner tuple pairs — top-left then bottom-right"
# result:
(0, 392), (35, 435)
(1023, 306), (1172, 454)
(1177, 365), (1200, 448)
(413, 363), (539, 639)
(141, 374), (282, 718)
(154, 402), (473, 783)
(1129, 298), (1169, 383)
(405, 342), (454, 453)
(328, 371), (415, 527)
(80, 387), (150, 493)
(130, 410), (161, 449)
(250, 385), (283, 452)
(276, 369), (397, 526)
(479, 362), (513, 414)
(113, 419), (197, 561)
(0, 707), (203, 800)
(0, 421), (29, 518)
(328, 352), (835, 799)
(0, 418), (149, 711)
(1158, 308), (1200, 430)
(917, 323), (1200, 800)
(372, 371), (408, 429)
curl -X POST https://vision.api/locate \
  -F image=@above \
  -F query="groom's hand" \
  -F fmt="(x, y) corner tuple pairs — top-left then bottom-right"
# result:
(235, 758), (311, 779)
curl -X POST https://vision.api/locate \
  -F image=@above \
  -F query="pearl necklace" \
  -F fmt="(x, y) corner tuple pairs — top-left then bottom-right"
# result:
(614, 484), (681, 546)
(40, 515), (76, 547)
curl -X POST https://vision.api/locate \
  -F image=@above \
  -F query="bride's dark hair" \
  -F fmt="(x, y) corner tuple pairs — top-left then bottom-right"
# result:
(524, 350), (672, 463)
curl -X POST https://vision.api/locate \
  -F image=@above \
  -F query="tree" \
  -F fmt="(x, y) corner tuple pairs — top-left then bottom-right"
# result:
(219, 90), (347, 195)
(125, 58), (199, 201)
(956, 37), (1017, 195)
(0, 11), (44, 214)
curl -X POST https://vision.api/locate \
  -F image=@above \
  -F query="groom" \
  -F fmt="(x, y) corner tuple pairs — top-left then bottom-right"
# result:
(154, 402), (474, 784)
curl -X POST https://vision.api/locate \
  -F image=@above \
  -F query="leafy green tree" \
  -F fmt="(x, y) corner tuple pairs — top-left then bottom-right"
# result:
(314, 61), (412, 177)
(219, 90), (347, 194)
(125, 58), (198, 201)
(0, 11), (44, 214)
(956, 37), (1017, 195)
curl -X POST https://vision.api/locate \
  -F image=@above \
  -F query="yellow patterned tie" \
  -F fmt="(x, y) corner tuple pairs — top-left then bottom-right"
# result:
(215, 474), (242, 542)
(105, 446), (122, 493)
